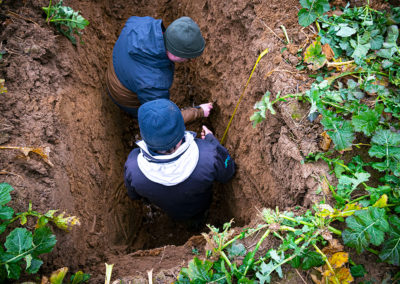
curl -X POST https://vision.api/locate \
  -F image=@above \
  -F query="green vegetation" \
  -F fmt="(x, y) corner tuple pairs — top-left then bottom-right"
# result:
(42, 0), (89, 45)
(44, 268), (90, 284)
(0, 183), (80, 281)
(176, 1), (400, 283)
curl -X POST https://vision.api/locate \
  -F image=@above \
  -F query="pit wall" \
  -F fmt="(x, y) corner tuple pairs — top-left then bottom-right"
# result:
(164, 0), (331, 223)
(0, 0), (332, 280)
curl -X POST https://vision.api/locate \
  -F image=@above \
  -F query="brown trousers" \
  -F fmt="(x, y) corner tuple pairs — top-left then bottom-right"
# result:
(105, 59), (203, 124)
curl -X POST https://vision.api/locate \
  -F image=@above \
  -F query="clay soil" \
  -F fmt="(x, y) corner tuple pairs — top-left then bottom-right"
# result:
(0, 0), (394, 283)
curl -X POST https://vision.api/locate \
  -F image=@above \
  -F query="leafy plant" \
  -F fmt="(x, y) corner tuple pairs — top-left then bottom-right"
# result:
(42, 0), (89, 45)
(176, 206), (354, 283)
(250, 91), (302, 127)
(298, 0), (330, 27)
(245, 1), (400, 282)
(41, 268), (90, 284)
(0, 183), (80, 281)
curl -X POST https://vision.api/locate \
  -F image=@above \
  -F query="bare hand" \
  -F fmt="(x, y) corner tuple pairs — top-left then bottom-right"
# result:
(199, 103), (213, 117)
(201, 125), (213, 139)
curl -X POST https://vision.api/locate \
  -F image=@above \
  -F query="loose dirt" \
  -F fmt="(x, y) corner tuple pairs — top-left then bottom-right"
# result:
(0, 0), (390, 283)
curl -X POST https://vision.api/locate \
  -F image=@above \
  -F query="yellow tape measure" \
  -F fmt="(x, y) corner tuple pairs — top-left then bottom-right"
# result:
(220, 48), (269, 145)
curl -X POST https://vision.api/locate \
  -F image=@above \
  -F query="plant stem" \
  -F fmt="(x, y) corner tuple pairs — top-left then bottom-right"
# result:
(326, 60), (354, 67)
(366, 247), (379, 255)
(242, 229), (270, 277)
(327, 70), (388, 86)
(220, 251), (233, 271)
(272, 93), (303, 104)
(348, 195), (369, 204)
(328, 226), (342, 236)
(222, 225), (268, 250)
(49, 18), (83, 24)
(280, 25), (291, 44)
(313, 244), (340, 284)
(45, 0), (52, 22)
(279, 215), (314, 227)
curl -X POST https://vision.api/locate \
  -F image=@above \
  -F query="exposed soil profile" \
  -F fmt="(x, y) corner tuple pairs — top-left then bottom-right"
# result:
(0, 0), (392, 283)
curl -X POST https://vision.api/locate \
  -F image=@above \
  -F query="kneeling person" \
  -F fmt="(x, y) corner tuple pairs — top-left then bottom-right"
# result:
(124, 99), (235, 220)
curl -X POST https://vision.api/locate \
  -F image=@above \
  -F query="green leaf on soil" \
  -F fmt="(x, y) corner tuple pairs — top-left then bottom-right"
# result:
(0, 206), (14, 220)
(227, 241), (246, 257)
(352, 109), (380, 136)
(379, 215), (400, 265)
(336, 26), (357, 37)
(179, 257), (213, 282)
(0, 183), (13, 206)
(321, 117), (355, 150)
(304, 39), (326, 70)
(350, 264), (366, 277)
(342, 207), (389, 253)
(26, 258), (43, 274)
(4, 228), (33, 255)
(32, 227), (57, 255)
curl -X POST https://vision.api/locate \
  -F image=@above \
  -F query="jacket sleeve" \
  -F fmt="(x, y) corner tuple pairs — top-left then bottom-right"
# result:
(124, 165), (141, 200)
(181, 107), (204, 124)
(136, 87), (170, 104)
(205, 134), (236, 183)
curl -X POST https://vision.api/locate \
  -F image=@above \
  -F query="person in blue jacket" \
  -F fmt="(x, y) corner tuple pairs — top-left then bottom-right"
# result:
(106, 16), (213, 123)
(124, 99), (235, 221)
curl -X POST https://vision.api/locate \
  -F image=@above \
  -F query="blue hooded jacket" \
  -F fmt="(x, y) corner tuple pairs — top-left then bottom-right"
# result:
(124, 134), (236, 220)
(112, 16), (174, 104)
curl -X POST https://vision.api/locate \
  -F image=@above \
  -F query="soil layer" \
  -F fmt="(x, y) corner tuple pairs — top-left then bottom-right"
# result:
(0, 0), (390, 283)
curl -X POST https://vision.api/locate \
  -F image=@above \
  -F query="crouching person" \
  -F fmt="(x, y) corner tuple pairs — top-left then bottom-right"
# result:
(124, 99), (235, 223)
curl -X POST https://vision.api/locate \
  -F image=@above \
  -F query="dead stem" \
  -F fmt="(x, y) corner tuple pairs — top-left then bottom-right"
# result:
(258, 18), (285, 43)
(295, 268), (308, 284)
(7, 10), (40, 27)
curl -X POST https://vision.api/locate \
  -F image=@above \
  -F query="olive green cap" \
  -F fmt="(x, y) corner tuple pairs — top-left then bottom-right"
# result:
(164, 17), (205, 58)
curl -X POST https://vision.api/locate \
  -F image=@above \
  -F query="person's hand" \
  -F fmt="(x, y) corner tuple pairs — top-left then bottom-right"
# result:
(201, 125), (213, 139)
(199, 103), (213, 117)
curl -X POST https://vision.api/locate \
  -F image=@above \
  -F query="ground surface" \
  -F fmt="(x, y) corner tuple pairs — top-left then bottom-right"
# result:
(0, 0), (391, 283)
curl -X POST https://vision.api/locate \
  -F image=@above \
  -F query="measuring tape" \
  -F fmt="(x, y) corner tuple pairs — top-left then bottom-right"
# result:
(220, 48), (269, 145)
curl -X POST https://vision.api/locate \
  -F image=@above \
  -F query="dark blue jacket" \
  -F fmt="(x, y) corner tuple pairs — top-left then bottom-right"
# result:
(124, 134), (235, 220)
(112, 16), (174, 104)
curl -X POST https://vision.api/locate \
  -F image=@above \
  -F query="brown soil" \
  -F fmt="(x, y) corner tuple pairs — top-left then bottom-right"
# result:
(0, 0), (393, 283)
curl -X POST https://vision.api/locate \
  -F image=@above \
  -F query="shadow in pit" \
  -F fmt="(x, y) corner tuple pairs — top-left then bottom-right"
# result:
(106, 164), (240, 253)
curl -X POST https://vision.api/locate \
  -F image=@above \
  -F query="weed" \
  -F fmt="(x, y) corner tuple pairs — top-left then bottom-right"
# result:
(42, 0), (89, 45)
(0, 183), (80, 281)
(246, 1), (400, 282)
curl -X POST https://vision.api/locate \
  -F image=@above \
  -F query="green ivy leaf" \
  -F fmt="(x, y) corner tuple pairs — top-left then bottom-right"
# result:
(352, 43), (370, 60)
(299, 250), (324, 270)
(336, 26), (357, 37)
(0, 183), (13, 206)
(338, 172), (370, 191)
(350, 264), (366, 277)
(342, 207), (389, 253)
(255, 261), (274, 284)
(371, 129), (400, 146)
(5, 262), (21, 279)
(0, 206), (14, 220)
(352, 109), (380, 136)
(379, 215), (400, 265)
(227, 241), (246, 258)
(321, 117), (355, 150)
(5, 228), (33, 255)
(298, 9), (318, 27)
(369, 129), (400, 175)
(179, 257), (213, 282)
(32, 227), (57, 255)
(26, 258), (43, 274)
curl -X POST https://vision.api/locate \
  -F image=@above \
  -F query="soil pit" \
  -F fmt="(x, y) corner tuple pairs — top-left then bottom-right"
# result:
(0, 0), (341, 282)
